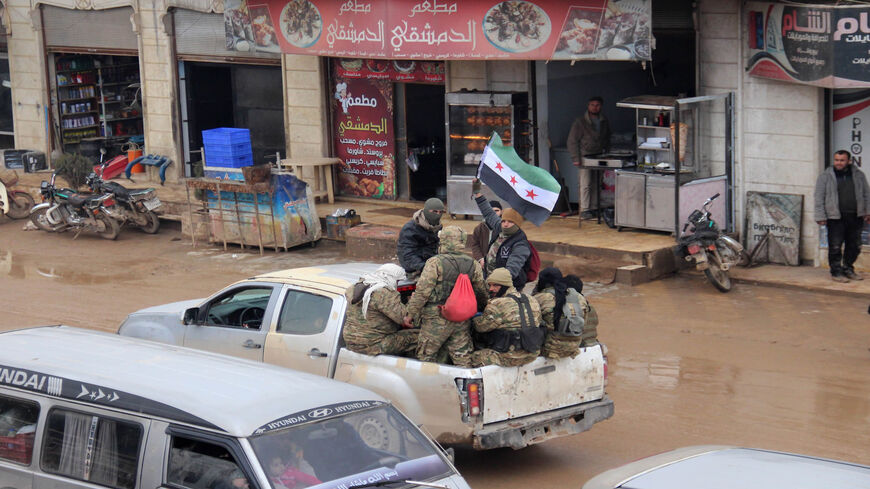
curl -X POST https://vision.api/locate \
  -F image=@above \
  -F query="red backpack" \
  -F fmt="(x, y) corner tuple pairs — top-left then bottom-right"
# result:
(439, 256), (478, 322)
(524, 243), (541, 282)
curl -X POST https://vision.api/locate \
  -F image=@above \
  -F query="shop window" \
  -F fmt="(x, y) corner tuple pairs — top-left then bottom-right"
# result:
(0, 395), (39, 465)
(167, 435), (248, 489)
(277, 290), (333, 335)
(41, 409), (142, 489)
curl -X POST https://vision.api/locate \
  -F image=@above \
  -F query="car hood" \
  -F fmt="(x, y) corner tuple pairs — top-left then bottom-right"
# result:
(131, 299), (203, 315)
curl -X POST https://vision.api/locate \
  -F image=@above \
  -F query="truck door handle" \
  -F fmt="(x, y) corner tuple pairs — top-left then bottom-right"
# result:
(243, 339), (262, 349)
(308, 348), (328, 358)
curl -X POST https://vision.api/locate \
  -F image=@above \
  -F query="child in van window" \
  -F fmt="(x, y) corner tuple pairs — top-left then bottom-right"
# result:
(267, 455), (321, 489)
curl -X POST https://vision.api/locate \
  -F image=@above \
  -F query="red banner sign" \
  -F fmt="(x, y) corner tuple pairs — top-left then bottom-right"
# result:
(225, 0), (652, 61)
(332, 70), (397, 199)
(334, 58), (445, 82)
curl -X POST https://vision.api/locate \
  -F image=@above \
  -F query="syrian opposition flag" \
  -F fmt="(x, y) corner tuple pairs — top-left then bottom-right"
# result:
(478, 132), (560, 226)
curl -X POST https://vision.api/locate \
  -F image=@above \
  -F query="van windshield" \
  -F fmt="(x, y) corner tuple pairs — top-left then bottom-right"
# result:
(249, 403), (453, 489)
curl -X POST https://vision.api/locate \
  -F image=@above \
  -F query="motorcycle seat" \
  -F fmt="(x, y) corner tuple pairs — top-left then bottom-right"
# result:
(102, 182), (131, 200)
(66, 193), (103, 208)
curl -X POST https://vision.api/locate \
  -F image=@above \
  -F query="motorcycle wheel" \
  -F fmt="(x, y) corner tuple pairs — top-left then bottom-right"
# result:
(6, 192), (35, 219)
(30, 207), (61, 232)
(703, 251), (732, 293)
(96, 214), (121, 240)
(140, 211), (160, 234)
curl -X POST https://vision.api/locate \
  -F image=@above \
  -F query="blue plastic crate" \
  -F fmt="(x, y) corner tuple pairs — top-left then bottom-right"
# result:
(206, 141), (252, 156)
(202, 127), (251, 146)
(207, 152), (254, 168)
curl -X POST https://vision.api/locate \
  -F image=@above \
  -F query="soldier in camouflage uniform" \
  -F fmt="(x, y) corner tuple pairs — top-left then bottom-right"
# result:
(534, 267), (587, 359)
(343, 263), (418, 356)
(471, 268), (543, 367)
(407, 226), (488, 366)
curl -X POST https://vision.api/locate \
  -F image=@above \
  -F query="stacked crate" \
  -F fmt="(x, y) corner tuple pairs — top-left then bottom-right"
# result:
(202, 128), (253, 181)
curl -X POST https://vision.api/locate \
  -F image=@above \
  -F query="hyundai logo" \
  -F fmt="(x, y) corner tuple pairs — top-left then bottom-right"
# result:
(308, 408), (333, 418)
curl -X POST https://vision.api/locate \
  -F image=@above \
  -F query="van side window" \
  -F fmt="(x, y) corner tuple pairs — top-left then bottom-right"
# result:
(167, 435), (250, 489)
(41, 409), (142, 489)
(0, 395), (39, 465)
(277, 290), (333, 335)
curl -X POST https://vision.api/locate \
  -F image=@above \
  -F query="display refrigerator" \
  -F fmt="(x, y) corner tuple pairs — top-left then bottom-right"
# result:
(445, 91), (531, 215)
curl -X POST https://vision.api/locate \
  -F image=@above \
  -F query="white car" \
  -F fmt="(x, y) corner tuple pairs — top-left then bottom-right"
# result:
(583, 445), (870, 489)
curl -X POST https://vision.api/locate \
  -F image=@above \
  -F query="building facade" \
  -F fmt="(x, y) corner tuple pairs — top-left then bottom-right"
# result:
(0, 0), (848, 265)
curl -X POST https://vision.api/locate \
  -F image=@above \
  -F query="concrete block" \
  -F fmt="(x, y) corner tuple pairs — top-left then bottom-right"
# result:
(283, 54), (320, 71)
(699, 62), (738, 90)
(744, 133), (816, 163)
(745, 108), (817, 137)
(286, 88), (322, 108)
(288, 106), (323, 126)
(699, 13), (738, 40)
(615, 264), (650, 285)
(699, 39), (738, 63)
(744, 157), (817, 187)
(345, 224), (400, 262)
(290, 142), (325, 157)
(288, 124), (325, 144)
(285, 70), (321, 89)
(645, 247), (677, 279)
(743, 79), (820, 111)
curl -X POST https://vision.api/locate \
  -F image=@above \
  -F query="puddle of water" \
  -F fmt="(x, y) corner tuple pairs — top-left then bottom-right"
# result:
(0, 250), (140, 285)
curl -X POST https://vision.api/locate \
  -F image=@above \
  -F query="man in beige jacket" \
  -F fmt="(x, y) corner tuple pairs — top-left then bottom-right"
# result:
(567, 96), (611, 219)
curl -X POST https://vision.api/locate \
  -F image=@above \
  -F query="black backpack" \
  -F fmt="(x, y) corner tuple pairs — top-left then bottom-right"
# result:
(509, 294), (546, 352)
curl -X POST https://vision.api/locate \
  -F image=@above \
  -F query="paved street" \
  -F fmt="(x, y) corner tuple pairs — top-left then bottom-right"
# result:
(2, 220), (869, 487)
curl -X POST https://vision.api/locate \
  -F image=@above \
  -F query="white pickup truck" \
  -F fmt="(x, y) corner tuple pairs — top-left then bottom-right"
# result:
(118, 263), (613, 450)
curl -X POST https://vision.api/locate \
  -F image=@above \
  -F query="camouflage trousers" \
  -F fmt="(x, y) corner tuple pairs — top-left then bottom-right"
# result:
(346, 329), (419, 356)
(415, 307), (473, 367)
(470, 348), (538, 368)
(541, 332), (582, 359)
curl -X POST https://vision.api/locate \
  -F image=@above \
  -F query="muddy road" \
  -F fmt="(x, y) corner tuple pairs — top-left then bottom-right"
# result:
(2, 220), (870, 487)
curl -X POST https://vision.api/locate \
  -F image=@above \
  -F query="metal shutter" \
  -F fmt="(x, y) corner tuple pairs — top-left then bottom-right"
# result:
(42, 6), (137, 53)
(652, 0), (695, 31)
(173, 9), (279, 64)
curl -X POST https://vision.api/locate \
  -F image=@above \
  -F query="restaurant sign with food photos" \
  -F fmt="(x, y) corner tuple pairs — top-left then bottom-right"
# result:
(224, 0), (652, 61)
(332, 64), (397, 199)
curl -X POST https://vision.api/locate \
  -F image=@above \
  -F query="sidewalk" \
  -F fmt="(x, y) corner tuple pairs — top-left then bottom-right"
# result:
(731, 264), (870, 299)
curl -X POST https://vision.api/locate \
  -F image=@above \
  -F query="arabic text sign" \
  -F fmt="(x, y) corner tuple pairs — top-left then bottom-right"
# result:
(746, 2), (870, 87)
(332, 69), (396, 199)
(225, 0), (652, 61)
(745, 191), (803, 266)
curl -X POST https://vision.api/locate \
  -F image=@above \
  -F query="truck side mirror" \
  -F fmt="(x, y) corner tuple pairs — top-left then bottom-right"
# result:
(183, 307), (199, 325)
(443, 447), (455, 464)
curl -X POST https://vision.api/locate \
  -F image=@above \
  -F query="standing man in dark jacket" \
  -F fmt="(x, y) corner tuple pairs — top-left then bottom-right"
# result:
(472, 180), (531, 290)
(470, 200), (502, 266)
(397, 197), (444, 275)
(814, 149), (870, 282)
(567, 96), (611, 219)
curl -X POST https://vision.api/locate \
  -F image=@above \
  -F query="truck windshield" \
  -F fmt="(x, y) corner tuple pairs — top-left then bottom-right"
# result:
(249, 404), (453, 489)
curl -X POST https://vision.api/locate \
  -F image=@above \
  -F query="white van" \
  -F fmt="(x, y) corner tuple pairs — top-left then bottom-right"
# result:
(0, 326), (469, 489)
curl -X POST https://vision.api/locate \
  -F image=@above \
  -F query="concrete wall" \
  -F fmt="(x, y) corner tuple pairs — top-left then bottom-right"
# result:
(698, 0), (824, 263)
(7, 0), (50, 155)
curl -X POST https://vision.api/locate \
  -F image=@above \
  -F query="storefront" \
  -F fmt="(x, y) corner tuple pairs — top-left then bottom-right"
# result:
(42, 5), (143, 157)
(172, 8), (285, 175)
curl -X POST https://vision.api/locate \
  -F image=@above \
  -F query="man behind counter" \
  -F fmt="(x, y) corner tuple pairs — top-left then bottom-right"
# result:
(568, 95), (612, 219)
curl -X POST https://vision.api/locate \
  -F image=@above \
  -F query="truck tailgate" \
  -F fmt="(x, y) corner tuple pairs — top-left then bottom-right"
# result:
(480, 345), (606, 424)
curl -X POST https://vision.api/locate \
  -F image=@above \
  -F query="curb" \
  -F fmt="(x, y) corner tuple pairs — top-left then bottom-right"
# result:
(731, 276), (870, 299)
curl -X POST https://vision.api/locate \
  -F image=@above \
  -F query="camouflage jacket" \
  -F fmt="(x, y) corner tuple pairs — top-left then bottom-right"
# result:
(406, 252), (488, 319)
(533, 288), (558, 330)
(342, 286), (407, 347)
(473, 288), (543, 333)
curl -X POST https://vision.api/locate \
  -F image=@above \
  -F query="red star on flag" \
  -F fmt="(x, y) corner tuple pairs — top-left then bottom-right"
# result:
(509, 176), (517, 186)
(526, 189), (537, 200)
(495, 162), (504, 171)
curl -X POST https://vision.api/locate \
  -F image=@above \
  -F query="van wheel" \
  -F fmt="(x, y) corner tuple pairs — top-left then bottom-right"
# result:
(352, 412), (400, 453)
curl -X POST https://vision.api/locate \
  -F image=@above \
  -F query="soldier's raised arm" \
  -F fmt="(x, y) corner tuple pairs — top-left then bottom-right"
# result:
(372, 288), (408, 326)
(470, 261), (488, 311)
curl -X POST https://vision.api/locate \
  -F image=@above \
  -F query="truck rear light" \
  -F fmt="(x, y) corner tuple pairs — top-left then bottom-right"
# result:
(468, 382), (481, 416)
(456, 378), (483, 422)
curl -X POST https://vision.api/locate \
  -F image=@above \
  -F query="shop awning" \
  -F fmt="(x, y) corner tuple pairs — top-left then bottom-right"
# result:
(747, 2), (870, 88)
(222, 0), (652, 61)
(174, 9), (280, 64)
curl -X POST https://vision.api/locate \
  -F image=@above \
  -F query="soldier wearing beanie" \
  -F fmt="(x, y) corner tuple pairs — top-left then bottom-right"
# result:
(471, 267), (543, 367)
(397, 197), (445, 275)
(471, 180), (532, 289)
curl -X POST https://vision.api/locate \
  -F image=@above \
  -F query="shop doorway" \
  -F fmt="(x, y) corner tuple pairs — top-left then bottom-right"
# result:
(48, 53), (143, 158)
(179, 61), (284, 174)
(399, 83), (446, 202)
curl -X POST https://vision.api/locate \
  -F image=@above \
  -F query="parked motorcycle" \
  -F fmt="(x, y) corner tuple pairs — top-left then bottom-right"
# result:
(0, 170), (35, 220)
(676, 193), (748, 292)
(87, 160), (161, 234)
(30, 173), (121, 240)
